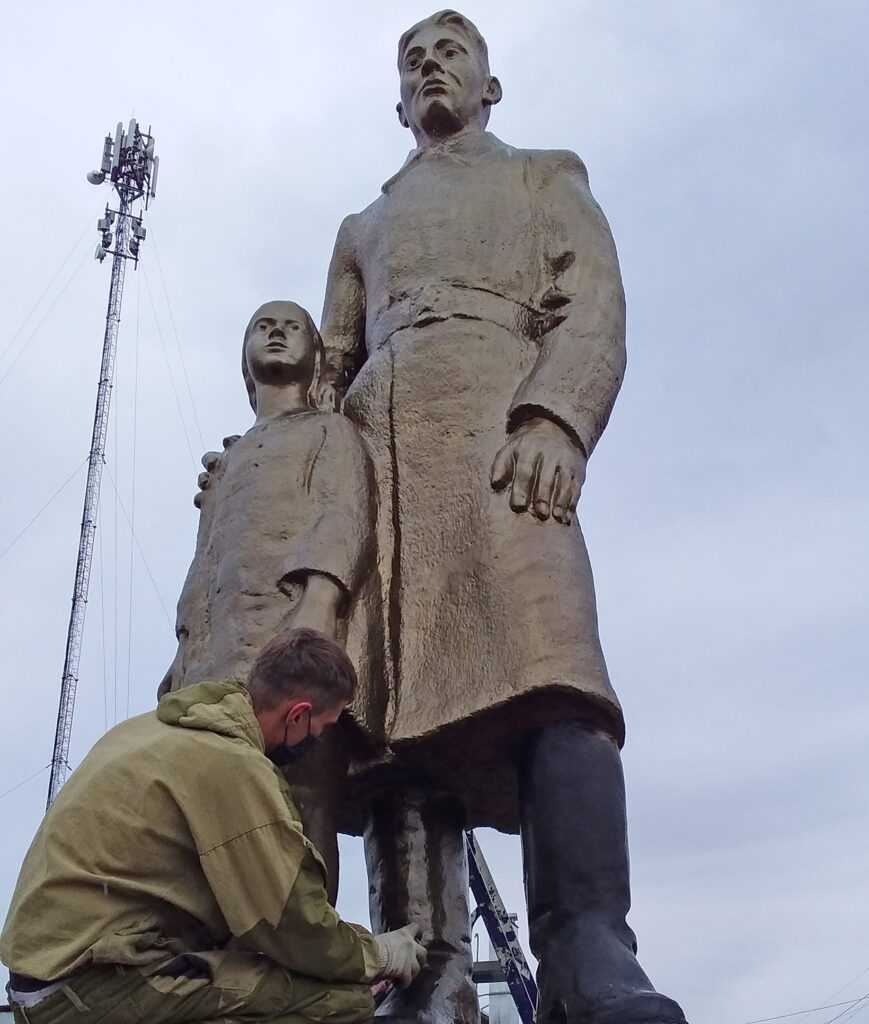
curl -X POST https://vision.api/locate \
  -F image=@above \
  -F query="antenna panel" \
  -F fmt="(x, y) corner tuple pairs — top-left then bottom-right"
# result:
(100, 135), (113, 174)
(150, 154), (159, 198)
(112, 123), (123, 170)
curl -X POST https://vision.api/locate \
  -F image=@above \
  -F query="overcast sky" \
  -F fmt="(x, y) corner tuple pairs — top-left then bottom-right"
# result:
(1, 2), (868, 1021)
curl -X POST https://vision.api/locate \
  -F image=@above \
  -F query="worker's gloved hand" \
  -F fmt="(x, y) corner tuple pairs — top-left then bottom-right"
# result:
(373, 923), (428, 987)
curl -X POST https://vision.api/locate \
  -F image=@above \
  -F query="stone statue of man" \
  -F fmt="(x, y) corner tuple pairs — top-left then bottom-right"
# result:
(320, 11), (687, 1024)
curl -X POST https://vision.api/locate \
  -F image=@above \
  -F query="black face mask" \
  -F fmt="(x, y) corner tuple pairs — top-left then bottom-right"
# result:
(268, 709), (318, 767)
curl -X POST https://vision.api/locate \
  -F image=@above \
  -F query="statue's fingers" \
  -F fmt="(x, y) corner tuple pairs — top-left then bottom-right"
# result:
(552, 471), (572, 523)
(490, 442), (515, 491)
(570, 473), (584, 511)
(510, 450), (540, 512)
(566, 475), (584, 525)
(222, 434), (241, 450)
(562, 484), (575, 526)
(564, 476), (582, 525)
(202, 450), (221, 471)
(197, 471), (211, 490)
(533, 461), (559, 521)
(318, 384), (338, 412)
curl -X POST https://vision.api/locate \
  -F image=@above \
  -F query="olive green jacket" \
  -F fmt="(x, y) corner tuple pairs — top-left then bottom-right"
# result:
(0, 681), (379, 984)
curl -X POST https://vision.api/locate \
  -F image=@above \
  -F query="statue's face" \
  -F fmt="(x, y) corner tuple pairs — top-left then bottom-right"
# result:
(245, 302), (315, 388)
(398, 22), (495, 139)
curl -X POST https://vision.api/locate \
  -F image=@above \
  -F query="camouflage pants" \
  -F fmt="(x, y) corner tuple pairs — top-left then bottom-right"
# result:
(9, 951), (374, 1023)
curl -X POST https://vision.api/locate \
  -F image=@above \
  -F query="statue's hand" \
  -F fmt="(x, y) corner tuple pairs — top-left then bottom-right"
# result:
(193, 436), (240, 508)
(490, 417), (587, 525)
(316, 381), (343, 413)
(280, 572), (343, 638)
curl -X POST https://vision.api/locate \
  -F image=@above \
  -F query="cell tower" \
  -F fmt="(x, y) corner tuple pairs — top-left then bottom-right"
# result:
(46, 120), (159, 809)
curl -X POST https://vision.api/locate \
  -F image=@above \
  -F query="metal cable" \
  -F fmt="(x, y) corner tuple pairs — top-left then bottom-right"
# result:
(0, 456), (89, 564)
(0, 764), (51, 803)
(125, 271), (141, 717)
(141, 264), (198, 468)
(0, 223), (90, 368)
(746, 996), (869, 1024)
(113, 326), (120, 725)
(0, 248), (91, 391)
(97, 492), (109, 731)
(827, 997), (869, 1024)
(102, 463), (173, 628)
(150, 229), (206, 450)
(821, 970), (869, 1014)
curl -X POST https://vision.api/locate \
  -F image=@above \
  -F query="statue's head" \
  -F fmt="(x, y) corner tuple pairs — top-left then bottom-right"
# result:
(396, 10), (502, 143)
(242, 300), (323, 412)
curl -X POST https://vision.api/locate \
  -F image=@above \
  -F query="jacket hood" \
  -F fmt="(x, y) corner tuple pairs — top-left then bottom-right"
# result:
(156, 680), (264, 752)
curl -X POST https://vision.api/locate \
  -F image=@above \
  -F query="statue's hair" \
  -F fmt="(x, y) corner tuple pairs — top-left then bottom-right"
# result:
(241, 301), (324, 413)
(397, 10), (490, 74)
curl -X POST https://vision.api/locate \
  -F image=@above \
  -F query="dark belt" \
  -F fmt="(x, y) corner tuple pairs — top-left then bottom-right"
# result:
(8, 972), (59, 992)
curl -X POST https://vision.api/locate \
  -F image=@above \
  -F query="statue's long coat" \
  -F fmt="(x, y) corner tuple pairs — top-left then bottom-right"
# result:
(322, 132), (627, 832)
(160, 411), (386, 750)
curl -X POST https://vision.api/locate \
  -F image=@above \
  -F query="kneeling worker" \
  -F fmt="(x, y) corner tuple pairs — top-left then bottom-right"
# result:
(1, 628), (426, 1022)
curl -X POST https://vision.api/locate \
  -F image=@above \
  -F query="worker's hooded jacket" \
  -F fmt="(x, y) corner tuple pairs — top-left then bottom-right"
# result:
(0, 680), (379, 984)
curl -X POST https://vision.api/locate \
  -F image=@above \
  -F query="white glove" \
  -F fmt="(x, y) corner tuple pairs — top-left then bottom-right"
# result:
(373, 923), (428, 987)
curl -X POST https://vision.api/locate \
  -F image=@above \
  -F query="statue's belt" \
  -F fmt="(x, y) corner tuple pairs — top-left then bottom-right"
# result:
(371, 286), (542, 348)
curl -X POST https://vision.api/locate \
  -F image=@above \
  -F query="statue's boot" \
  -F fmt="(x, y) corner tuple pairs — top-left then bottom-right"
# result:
(520, 721), (687, 1024)
(364, 788), (479, 1024)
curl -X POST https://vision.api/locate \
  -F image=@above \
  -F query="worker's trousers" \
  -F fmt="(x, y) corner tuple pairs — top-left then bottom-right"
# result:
(9, 950), (374, 1024)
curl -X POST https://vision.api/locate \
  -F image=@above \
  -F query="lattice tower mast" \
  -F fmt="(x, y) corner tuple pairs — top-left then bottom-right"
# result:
(46, 121), (159, 810)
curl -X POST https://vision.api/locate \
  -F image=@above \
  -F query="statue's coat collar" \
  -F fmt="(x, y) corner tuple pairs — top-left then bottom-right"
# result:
(382, 130), (508, 193)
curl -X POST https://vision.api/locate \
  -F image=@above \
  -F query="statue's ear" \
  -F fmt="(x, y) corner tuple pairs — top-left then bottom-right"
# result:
(484, 76), (503, 107)
(396, 101), (410, 128)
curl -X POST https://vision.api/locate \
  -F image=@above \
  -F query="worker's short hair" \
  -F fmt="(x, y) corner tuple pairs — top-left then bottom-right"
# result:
(247, 628), (357, 713)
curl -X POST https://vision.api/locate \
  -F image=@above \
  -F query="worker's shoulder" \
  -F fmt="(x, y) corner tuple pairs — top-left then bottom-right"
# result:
(152, 720), (290, 813)
(132, 709), (262, 776)
(156, 718), (261, 762)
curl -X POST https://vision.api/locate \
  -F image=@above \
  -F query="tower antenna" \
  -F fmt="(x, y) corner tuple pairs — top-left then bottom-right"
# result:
(46, 120), (159, 809)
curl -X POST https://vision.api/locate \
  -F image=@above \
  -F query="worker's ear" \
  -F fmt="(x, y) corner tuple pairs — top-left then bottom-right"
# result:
(287, 700), (312, 723)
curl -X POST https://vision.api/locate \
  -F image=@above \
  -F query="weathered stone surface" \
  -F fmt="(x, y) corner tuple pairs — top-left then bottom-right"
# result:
(318, 12), (687, 1023)
(321, 18), (625, 834)
(161, 300), (385, 751)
